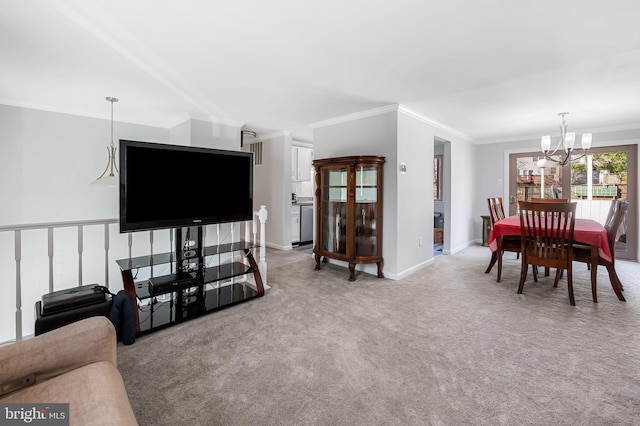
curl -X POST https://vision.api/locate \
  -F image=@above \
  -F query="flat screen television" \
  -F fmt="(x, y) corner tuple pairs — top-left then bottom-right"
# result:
(119, 140), (253, 232)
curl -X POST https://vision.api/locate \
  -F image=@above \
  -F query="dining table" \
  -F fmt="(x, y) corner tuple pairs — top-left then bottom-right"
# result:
(488, 215), (625, 301)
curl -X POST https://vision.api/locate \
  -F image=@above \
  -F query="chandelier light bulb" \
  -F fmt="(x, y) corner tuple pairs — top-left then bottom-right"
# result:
(581, 133), (592, 150)
(541, 135), (551, 152)
(564, 132), (576, 151)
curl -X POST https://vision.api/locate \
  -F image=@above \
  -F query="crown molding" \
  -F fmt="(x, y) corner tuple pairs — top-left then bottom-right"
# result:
(0, 99), (178, 129)
(260, 130), (292, 141)
(310, 104), (399, 129)
(310, 104), (476, 143)
(397, 105), (476, 143)
(187, 114), (244, 128)
(479, 121), (640, 145)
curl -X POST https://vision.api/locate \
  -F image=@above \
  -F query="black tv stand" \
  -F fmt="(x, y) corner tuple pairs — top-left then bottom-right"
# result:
(116, 225), (264, 335)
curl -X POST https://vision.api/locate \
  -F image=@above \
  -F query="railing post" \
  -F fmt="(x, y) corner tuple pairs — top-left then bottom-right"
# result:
(252, 214), (258, 249)
(244, 220), (252, 285)
(258, 205), (268, 286)
(0, 218), (119, 342)
(14, 230), (22, 342)
(104, 224), (110, 288)
(169, 228), (175, 273)
(77, 225), (83, 285)
(244, 220), (250, 244)
(149, 230), (154, 277)
(48, 227), (54, 293)
(231, 223), (236, 285)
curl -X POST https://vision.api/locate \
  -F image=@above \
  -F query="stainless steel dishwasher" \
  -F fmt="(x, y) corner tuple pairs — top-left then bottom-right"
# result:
(300, 204), (314, 244)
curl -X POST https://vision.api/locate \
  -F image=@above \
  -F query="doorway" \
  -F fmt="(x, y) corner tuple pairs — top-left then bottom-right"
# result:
(508, 144), (637, 260)
(434, 138), (449, 256)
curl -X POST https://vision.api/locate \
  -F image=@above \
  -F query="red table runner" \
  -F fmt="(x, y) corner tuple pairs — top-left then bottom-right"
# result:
(488, 215), (612, 262)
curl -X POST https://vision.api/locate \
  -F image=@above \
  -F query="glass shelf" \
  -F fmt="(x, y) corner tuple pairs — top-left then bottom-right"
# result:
(116, 241), (257, 271)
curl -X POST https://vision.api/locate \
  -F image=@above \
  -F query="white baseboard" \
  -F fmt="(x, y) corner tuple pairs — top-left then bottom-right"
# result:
(444, 240), (474, 255)
(388, 258), (435, 280)
(266, 242), (292, 251)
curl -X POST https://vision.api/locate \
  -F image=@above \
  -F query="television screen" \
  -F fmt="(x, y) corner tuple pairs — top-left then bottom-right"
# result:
(119, 140), (253, 232)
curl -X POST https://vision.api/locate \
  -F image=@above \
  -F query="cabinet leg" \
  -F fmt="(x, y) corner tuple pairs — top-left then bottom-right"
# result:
(348, 263), (356, 281)
(314, 254), (321, 270)
(376, 261), (385, 278)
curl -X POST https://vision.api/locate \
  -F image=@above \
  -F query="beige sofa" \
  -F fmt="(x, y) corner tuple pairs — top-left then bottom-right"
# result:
(0, 316), (137, 425)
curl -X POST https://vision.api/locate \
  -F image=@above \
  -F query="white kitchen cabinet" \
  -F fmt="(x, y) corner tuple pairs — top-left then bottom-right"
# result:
(291, 205), (301, 244)
(292, 146), (313, 181)
(291, 147), (297, 180)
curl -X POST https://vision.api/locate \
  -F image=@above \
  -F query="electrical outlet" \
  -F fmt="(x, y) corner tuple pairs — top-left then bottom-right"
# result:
(419, 237), (423, 247)
(497, 179), (502, 185)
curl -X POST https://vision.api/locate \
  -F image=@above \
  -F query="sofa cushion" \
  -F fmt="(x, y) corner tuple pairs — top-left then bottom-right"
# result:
(2, 361), (137, 426)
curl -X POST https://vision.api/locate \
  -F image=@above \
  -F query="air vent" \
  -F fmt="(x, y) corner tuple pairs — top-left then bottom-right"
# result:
(250, 141), (263, 166)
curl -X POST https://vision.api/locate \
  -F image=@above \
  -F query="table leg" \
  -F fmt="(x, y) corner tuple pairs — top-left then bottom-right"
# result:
(590, 245), (598, 303)
(496, 237), (503, 282)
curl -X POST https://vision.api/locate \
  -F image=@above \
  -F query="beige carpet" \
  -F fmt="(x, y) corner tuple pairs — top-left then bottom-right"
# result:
(118, 245), (640, 425)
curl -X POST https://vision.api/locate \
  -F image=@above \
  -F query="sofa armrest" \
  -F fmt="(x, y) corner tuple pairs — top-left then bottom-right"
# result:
(0, 316), (117, 396)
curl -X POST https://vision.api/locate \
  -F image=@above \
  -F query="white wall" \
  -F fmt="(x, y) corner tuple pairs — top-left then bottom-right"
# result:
(313, 108), (399, 275)
(446, 133), (477, 253)
(189, 119), (240, 150)
(251, 132), (292, 250)
(398, 110), (477, 259)
(0, 104), (170, 225)
(396, 110), (434, 275)
(169, 119), (191, 146)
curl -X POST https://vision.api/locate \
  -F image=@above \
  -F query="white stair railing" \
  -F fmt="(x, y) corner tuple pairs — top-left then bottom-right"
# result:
(0, 207), (268, 344)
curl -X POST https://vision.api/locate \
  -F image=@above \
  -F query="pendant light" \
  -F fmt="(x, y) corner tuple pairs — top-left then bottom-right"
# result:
(90, 97), (119, 187)
(540, 112), (592, 166)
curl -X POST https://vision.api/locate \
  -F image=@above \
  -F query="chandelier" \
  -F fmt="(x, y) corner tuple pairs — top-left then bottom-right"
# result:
(540, 112), (592, 166)
(90, 97), (119, 187)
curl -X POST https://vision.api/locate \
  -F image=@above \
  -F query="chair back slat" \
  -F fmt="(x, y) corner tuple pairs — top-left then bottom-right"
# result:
(487, 197), (506, 226)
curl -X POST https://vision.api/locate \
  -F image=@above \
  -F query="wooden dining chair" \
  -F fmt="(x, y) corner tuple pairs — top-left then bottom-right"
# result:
(485, 197), (520, 282)
(530, 198), (569, 275)
(572, 199), (628, 302)
(518, 201), (577, 305)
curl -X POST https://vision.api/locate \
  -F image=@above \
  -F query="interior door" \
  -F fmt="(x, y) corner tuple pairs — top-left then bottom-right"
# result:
(509, 144), (636, 260)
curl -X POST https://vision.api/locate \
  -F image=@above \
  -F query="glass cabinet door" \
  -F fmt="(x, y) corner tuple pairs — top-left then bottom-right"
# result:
(355, 166), (378, 257)
(321, 168), (348, 255)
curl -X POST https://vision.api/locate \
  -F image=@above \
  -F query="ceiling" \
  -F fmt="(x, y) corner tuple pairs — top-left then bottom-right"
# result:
(2, 0), (640, 144)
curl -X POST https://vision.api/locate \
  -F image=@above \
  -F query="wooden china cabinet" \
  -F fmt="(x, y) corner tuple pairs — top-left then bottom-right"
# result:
(312, 155), (385, 281)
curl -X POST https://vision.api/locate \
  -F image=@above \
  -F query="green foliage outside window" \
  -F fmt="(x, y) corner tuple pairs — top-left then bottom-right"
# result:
(570, 151), (627, 181)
